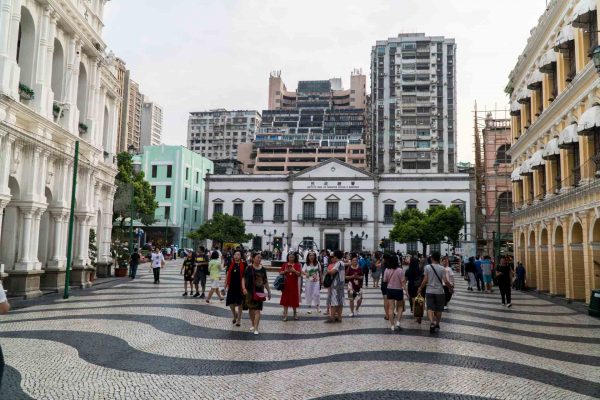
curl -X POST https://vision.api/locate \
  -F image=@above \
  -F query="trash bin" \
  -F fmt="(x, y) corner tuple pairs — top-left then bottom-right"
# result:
(589, 290), (600, 317)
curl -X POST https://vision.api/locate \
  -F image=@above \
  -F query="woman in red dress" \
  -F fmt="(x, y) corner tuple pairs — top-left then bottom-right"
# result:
(279, 252), (301, 321)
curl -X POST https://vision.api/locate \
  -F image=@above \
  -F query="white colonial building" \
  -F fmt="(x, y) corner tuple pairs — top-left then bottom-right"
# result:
(204, 159), (474, 255)
(0, 0), (121, 297)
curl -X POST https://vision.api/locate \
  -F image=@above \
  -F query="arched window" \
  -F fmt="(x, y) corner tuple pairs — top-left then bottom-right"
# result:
(77, 62), (88, 128)
(496, 144), (511, 164)
(17, 7), (36, 89)
(102, 105), (110, 153)
(498, 191), (512, 213)
(51, 39), (64, 101)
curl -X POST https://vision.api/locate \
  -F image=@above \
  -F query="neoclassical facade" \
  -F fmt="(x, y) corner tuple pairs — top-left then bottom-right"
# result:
(0, 0), (121, 297)
(508, 0), (600, 303)
(204, 159), (473, 255)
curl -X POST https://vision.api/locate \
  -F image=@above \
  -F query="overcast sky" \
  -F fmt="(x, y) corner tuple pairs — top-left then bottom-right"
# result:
(104, 0), (549, 163)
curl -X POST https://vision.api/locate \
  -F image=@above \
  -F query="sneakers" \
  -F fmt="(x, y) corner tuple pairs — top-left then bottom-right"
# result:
(199, 293), (206, 299)
(355, 309), (359, 316)
(193, 292), (200, 298)
(390, 326), (395, 332)
(507, 303), (512, 308)
(249, 326), (255, 332)
(182, 292), (188, 296)
(348, 312), (354, 317)
(254, 330), (259, 335)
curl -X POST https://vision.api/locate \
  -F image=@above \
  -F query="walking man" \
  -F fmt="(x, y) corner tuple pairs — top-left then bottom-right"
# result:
(496, 256), (514, 307)
(151, 247), (165, 284)
(481, 256), (493, 293)
(129, 248), (141, 280)
(417, 251), (453, 334)
(194, 247), (209, 298)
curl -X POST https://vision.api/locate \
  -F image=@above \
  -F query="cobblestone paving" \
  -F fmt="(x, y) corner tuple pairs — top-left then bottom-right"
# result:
(1, 259), (599, 399)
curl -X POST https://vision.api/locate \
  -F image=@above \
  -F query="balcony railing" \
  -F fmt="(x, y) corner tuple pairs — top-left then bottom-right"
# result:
(273, 215), (284, 223)
(252, 216), (263, 223)
(384, 215), (394, 225)
(297, 214), (368, 223)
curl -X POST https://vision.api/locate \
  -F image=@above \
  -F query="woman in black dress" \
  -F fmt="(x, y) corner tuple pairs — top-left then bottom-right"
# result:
(224, 250), (246, 327)
(242, 253), (271, 335)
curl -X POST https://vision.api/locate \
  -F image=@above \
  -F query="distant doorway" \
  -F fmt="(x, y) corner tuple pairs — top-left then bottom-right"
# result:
(325, 234), (340, 252)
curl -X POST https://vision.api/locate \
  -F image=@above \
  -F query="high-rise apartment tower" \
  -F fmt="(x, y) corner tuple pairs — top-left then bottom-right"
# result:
(370, 33), (457, 174)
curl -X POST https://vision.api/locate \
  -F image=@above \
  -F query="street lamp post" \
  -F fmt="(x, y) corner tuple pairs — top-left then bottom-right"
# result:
(350, 231), (367, 252)
(282, 232), (294, 247)
(127, 146), (141, 275)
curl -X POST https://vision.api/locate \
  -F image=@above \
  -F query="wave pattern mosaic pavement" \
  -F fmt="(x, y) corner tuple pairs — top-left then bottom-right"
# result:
(0, 259), (599, 399)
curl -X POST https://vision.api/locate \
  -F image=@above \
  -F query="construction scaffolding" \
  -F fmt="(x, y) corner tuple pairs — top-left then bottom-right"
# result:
(473, 103), (514, 260)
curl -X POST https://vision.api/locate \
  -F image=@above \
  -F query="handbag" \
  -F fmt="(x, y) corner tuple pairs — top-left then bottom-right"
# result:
(273, 274), (285, 291)
(431, 264), (453, 294)
(251, 268), (267, 302)
(323, 272), (335, 288)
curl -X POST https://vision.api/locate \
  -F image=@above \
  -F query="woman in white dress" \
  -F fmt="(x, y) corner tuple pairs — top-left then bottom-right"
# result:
(302, 252), (322, 314)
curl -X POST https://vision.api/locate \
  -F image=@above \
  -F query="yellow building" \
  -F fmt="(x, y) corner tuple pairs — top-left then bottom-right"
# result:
(508, 0), (600, 303)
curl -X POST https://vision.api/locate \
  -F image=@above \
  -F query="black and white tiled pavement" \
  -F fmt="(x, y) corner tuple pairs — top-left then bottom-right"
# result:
(0, 259), (599, 399)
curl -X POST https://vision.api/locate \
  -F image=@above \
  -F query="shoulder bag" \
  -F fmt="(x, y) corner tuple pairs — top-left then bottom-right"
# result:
(251, 268), (267, 302)
(273, 274), (285, 291)
(431, 264), (453, 294)
(323, 262), (339, 288)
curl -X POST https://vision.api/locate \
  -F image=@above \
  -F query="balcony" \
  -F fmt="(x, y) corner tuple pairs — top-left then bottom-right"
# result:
(273, 215), (284, 223)
(384, 215), (394, 225)
(252, 216), (263, 223)
(297, 214), (368, 225)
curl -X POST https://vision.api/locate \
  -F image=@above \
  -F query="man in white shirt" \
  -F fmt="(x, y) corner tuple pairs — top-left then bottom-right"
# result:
(417, 251), (453, 334)
(151, 247), (165, 284)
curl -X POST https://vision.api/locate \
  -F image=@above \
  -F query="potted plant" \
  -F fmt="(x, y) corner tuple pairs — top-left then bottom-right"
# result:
(114, 245), (129, 277)
(78, 122), (88, 135)
(53, 103), (63, 119)
(18, 83), (35, 101)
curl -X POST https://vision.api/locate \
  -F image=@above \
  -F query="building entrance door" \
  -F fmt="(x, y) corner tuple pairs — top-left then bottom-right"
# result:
(325, 234), (340, 252)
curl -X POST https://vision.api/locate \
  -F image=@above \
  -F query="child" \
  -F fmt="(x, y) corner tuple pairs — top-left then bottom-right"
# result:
(206, 251), (225, 303)
(181, 252), (195, 296)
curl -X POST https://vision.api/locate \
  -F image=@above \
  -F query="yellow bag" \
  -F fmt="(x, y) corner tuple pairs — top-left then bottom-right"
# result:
(413, 294), (425, 318)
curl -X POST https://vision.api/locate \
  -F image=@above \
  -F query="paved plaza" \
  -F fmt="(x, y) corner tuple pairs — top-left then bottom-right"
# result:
(0, 259), (599, 399)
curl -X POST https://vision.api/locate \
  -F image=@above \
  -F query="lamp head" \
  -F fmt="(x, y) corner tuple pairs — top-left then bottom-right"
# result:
(592, 46), (600, 74)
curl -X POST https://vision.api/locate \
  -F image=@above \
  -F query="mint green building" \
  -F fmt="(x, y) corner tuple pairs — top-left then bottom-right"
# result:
(135, 145), (213, 249)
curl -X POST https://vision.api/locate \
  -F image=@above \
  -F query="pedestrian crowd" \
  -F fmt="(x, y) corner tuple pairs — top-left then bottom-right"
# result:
(131, 244), (524, 336)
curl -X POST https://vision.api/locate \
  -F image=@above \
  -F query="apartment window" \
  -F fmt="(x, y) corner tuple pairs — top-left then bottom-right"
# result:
(164, 206), (171, 221)
(195, 190), (198, 203)
(350, 202), (363, 220)
(151, 185), (156, 196)
(252, 236), (263, 250)
(407, 203), (417, 210)
(185, 167), (189, 180)
(165, 185), (171, 199)
(303, 202), (315, 220)
(274, 203), (284, 222)
(151, 165), (157, 178)
(194, 210), (198, 222)
(253, 204), (263, 223)
(184, 187), (188, 200)
(407, 241), (418, 254)
(233, 203), (243, 219)
(183, 208), (187, 221)
(430, 243), (441, 253)
(384, 204), (395, 224)
(213, 203), (223, 215)
(196, 171), (199, 184)
(166, 165), (173, 178)
(326, 202), (339, 220)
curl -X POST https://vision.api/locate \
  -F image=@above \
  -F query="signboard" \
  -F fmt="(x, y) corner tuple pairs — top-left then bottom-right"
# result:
(306, 181), (360, 190)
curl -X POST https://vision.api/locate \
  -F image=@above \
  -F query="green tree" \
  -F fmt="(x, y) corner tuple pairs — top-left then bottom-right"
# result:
(389, 205), (464, 255)
(192, 213), (253, 245)
(113, 152), (158, 231)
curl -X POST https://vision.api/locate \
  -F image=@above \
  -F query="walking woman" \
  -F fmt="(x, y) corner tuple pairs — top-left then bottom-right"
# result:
(325, 250), (346, 323)
(224, 250), (246, 327)
(302, 251), (322, 314)
(205, 251), (224, 303)
(383, 256), (406, 331)
(381, 253), (393, 320)
(442, 256), (455, 310)
(372, 252), (382, 288)
(346, 254), (363, 317)
(405, 255), (422, 313)
(242, 253), (271, 335)
(279, 252), (301, 321)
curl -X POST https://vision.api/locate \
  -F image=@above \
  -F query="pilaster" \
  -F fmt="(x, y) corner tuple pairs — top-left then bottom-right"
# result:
(0, 0), (20, 97)
(579, 210), (594, 303)
(560, 215), (573, 301)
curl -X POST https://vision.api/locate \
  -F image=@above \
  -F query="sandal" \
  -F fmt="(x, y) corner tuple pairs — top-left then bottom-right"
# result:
(282, 316), (288, 322)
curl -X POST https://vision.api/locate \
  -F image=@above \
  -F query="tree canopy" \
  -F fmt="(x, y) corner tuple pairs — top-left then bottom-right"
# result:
(113, 152), (158, 227)
(389, 205), (465, 254)
(191, 213), (253, 244)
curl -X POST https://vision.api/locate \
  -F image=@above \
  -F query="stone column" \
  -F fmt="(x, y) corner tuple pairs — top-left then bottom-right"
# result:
(41, 209), (68, 292)
(64, 36), (82, 134)
(9, 204), (44, 298)
(545, 219), (556, 294)
(560, 216), (573, 301)
(579, 210), (594, 303)
(373, 178), (380, 251)
(71, 213), (92, 288)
